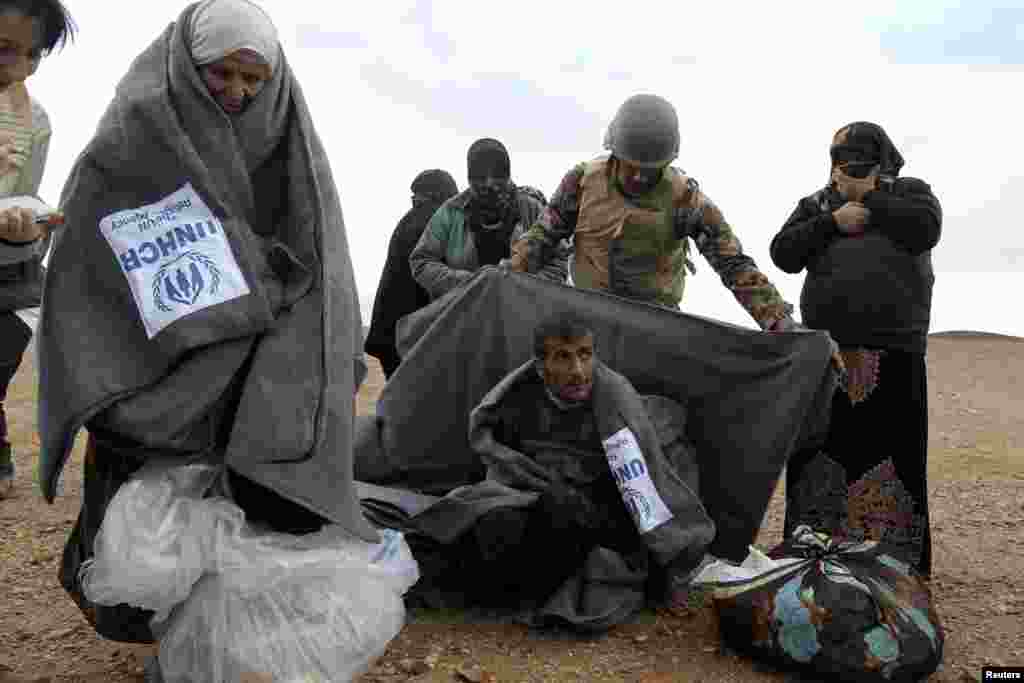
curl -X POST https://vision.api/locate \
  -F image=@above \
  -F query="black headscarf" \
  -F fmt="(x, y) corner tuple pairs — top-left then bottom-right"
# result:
(464, 138), (519, 265)
(830, 121), (905, 177)
(467, 138), (511, 180)
(820, 121), (906, 210)
(465, 138), (516, 221)
(411, 169), (458, 206)
(365, 171), (457, 377)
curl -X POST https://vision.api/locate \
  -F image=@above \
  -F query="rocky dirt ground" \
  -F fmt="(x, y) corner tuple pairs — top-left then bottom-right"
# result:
(1, 333), (1022, 682)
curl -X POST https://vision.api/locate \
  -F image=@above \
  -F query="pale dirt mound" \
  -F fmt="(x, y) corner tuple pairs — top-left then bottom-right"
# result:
(1, 336), (1022, 682)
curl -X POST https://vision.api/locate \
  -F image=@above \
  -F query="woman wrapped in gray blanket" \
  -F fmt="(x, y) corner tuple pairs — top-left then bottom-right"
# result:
(38, 0), (375, 643)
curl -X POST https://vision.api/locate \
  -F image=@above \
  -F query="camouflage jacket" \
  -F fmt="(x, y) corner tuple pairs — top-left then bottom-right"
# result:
(511, 157), (793, 329)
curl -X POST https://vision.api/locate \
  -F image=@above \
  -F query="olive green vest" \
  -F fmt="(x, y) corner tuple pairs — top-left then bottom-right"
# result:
(573, 158), (694, 308)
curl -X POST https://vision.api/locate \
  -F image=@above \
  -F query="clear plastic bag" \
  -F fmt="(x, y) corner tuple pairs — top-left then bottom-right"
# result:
(158, 527), (417, 683)
(79, 461), (420, 682)
(78, 460), (236, 622)
(691, 545), (805, 594)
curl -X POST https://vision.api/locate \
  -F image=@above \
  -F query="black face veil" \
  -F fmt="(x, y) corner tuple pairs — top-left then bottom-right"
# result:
(830, 121), (905, 177)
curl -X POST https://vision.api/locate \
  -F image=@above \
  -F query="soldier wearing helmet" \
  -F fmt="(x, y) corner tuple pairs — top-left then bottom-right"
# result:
(506, 94), (796, 331)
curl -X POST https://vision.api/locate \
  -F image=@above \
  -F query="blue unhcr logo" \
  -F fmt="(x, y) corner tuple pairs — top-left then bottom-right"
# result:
(151, 252), (223, 312)
(622, 486), (653, 523)
(603, 427), (675, 534)
(613, 457), (648, 486)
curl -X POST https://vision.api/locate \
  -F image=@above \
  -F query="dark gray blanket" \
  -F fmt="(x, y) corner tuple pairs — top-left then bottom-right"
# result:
(37, 5), (376, 542)
(355, 267), (838, 562)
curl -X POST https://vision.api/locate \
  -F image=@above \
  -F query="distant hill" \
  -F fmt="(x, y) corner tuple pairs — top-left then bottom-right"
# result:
(930, 330), (1024, 341)
(363, 326), (1022, 343)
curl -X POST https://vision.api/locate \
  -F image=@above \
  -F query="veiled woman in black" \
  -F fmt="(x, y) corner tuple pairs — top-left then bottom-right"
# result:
(770, 121), (941, 577)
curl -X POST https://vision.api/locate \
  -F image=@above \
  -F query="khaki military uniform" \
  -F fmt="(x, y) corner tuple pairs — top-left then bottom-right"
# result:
(512, 156), (792, 328)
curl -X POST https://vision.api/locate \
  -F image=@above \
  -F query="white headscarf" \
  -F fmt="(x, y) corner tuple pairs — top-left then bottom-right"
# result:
(171, 1), (292, 196)
(188, 0), (280, 73)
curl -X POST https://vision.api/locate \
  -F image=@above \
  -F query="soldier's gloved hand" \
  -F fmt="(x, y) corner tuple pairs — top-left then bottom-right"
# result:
(832, 202), (870, 235)
(0, 207), (43, 243)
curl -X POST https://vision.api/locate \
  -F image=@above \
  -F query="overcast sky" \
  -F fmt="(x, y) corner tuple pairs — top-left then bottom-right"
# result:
(29, 0), (1024, 336)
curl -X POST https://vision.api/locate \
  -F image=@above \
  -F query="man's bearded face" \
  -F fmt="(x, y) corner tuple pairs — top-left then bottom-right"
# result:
(540, 333), (595, 403)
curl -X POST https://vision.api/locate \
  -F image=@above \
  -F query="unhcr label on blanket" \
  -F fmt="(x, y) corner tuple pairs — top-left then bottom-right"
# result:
(99, 183), (250, 339)
(603, 427), (674, 534)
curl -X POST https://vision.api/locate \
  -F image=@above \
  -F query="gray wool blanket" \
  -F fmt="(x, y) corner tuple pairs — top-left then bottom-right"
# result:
(37, 3), (376, 542)
(355, 268), (838, 557)
(353, 268), (839, 628)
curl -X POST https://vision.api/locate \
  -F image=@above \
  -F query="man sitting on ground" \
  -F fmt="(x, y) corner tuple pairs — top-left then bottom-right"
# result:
(427, 313), (715, 628)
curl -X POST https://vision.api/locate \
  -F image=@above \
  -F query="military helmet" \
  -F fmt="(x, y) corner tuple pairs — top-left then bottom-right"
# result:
(603, 94), (680, 168)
